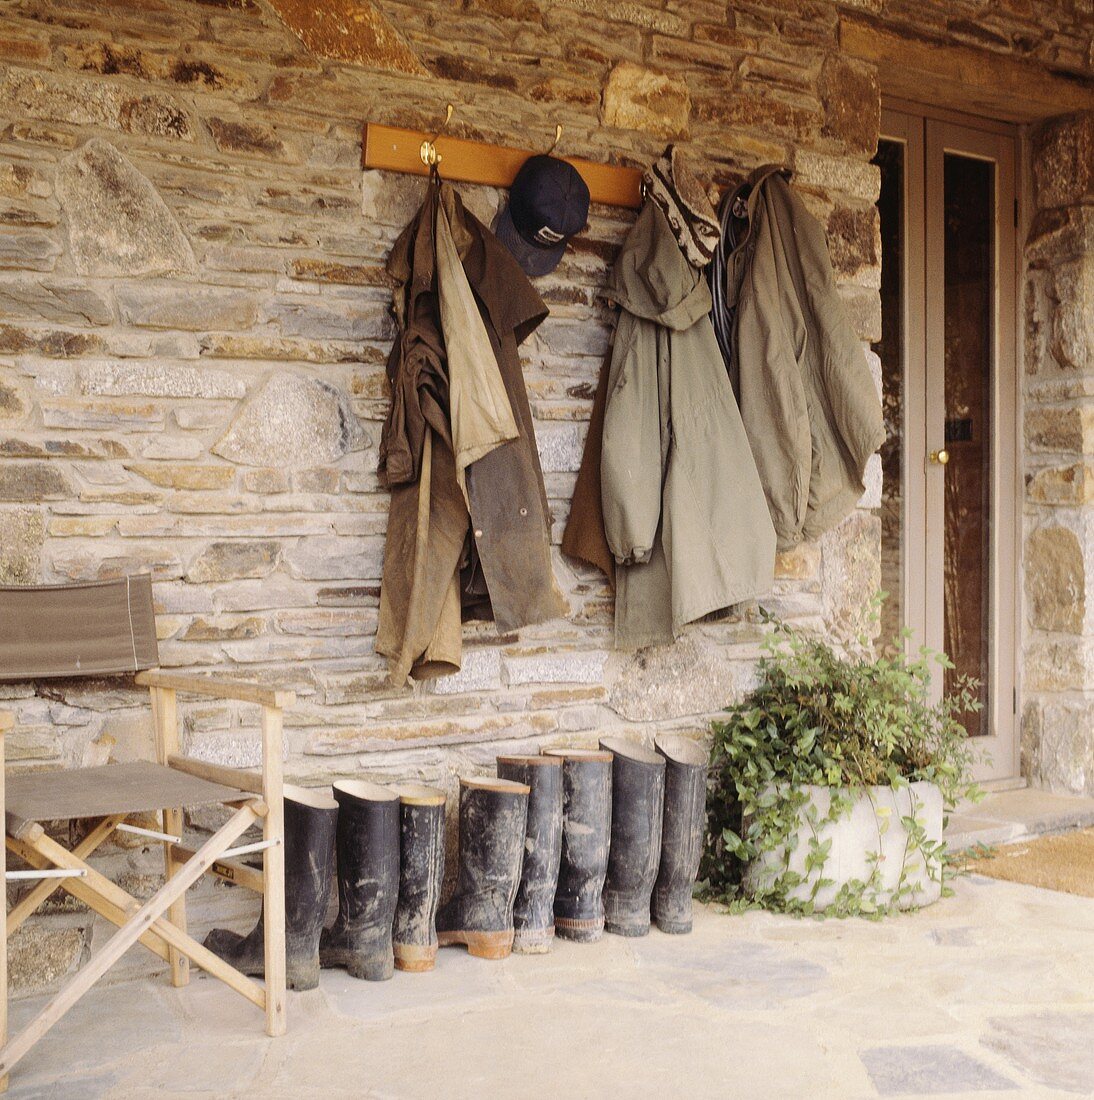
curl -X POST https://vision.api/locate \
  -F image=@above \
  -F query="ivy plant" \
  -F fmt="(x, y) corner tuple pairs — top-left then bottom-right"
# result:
(700, 613), (983, 918)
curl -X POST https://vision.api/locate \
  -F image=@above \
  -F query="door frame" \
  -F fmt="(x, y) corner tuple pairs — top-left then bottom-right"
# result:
(880, 109), (927, 655)
(880, 101), (1023, 784)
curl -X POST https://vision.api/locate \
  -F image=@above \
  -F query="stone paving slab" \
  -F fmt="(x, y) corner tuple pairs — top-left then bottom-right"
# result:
(860, 1044), (1017, 1094)
(5, 875), (1094, 1099)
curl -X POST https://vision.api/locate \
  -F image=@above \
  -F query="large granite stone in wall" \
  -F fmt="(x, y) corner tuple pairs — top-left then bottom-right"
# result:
(601, 62), (690, 139)
(1024, 636), (1094, 693)
(0, 508), (44, 584)
(0, 463), (70, 502)
(821, 510), (883, 645)
(1049, 257), (1093, 373)
(1033, 112), (1094, 211)
(1026, 525), (1085, 634)
(214, 373), (367, 468)
(0, 376), (27, 421)
(1032, 698), (1094, 795)
(0, 64), (195, 141)
(56, 139), (195, 277)
(9, 926), (87, 995)
(267, 0), (426, 74)
(819, 56), (880, 157)
(608, 634), (757, 722)
(0, 280), (113, 326)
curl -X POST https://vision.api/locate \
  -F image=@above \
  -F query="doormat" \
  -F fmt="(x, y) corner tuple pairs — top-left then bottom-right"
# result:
(962, 828), (1094, 898)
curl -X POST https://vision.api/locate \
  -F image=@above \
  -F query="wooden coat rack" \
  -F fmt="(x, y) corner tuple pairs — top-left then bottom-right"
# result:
(362, 107), (643, 210)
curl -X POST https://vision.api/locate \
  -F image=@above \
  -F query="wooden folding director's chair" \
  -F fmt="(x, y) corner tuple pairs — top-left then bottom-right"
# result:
(0, 576), (295, 1086)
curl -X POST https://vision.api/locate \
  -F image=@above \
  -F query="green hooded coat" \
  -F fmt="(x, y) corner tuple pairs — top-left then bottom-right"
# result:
(600, 202), (776, 649)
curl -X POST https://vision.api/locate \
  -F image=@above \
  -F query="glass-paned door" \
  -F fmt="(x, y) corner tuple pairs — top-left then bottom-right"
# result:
(876, 109), (1019, 783)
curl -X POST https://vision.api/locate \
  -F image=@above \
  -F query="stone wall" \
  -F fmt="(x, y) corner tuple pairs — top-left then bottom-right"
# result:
(1022, 110), (1094, 796)
(842, 0), (1092, 76)
(0, 0), (1086, 994)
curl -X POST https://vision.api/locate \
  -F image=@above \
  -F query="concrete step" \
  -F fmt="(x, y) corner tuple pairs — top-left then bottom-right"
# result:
(945, 786), (1094, 851)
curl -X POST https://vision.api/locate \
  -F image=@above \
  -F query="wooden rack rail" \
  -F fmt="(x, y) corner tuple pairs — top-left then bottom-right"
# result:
(361, 120), (643, 210)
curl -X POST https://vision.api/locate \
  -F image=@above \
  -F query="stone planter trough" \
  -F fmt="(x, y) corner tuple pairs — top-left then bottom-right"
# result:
(745, 781), (944, 911)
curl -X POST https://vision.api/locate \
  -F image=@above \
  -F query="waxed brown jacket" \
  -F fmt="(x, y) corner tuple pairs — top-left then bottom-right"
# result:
(376, 182), (563, 685)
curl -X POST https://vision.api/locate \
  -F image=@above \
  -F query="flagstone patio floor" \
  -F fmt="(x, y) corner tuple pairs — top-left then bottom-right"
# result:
(7, 868), (1093, 1099)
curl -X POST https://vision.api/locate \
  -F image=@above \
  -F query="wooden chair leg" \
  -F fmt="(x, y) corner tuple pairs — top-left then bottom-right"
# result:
(0, 801), (260, 1081)
(260, 704), (286, 1038)
(162, 806), (188, 988)
(150, 686), (189, 988)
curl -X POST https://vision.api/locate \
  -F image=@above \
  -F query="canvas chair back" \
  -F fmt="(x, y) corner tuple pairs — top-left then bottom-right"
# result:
(0, 575), (159, 682)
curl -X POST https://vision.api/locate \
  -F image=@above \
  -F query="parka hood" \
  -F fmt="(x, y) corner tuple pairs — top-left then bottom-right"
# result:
(605, 202), (713, 332)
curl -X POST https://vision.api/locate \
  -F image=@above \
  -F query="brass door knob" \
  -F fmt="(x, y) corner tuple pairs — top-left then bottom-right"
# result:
(929, 449), (950, 466)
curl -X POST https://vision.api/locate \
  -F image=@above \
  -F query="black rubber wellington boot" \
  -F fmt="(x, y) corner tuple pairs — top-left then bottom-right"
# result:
(496, 755), (563, 954)
(652, 736), (709, 934)
(203, 784), (337, 992)
(319, 781), (400, 981)
(391, 784), (446, 973)
(600, 738), (666, 937)
(543, 748), (612, 943)
(436, 777), (529, 960)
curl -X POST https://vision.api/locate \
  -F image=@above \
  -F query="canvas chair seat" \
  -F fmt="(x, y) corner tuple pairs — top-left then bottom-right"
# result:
(5, 762), (250, 833)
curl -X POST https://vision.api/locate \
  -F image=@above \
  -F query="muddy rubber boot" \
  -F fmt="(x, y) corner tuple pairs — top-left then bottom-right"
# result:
(319, 781), (400, 981)
(543, 748), (612, 943)
(496, 755), (563, 954)
(203, 784), (337, 992)
(436, 777), (529, 960)
(652, 736), (709, 934)
(391, 784), (446, 973)
(600, 738), (666, 937)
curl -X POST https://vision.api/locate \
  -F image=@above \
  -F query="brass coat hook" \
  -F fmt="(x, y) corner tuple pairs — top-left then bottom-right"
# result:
(420, 103), (455, 167)
(547, 123), (563, 156)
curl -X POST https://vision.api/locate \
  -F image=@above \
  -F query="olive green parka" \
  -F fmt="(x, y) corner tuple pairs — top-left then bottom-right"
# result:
(727, 166), (885, 550)
(599, 202), (776, 649)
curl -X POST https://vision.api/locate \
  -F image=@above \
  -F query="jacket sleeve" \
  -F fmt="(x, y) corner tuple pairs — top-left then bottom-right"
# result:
(791, 189), (885, 478)
(601, 315), (664, 566)
(561, 343), (616, 586)
(735, 196), (812, 547)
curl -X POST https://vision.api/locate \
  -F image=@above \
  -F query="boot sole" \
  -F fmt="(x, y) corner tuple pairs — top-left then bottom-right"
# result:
(512, 925), (554, 954)
(200, 956), (321, 991)
(320, 947), (393, 981)
(204, 930), (324, 990)
(437, 928), (513, 960)
(555, 915), (604, 943)
(393, 943), (438, 972)
(653, 918), (693, 935)
(604, 920), (651, 938)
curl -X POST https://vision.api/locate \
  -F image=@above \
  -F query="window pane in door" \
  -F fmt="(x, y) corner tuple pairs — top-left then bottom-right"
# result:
(874, 139), (904, 653)
(943, 154), (993, 737)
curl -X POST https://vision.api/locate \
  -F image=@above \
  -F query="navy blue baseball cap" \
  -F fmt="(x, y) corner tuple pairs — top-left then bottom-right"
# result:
(493, 154), (591, 277)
